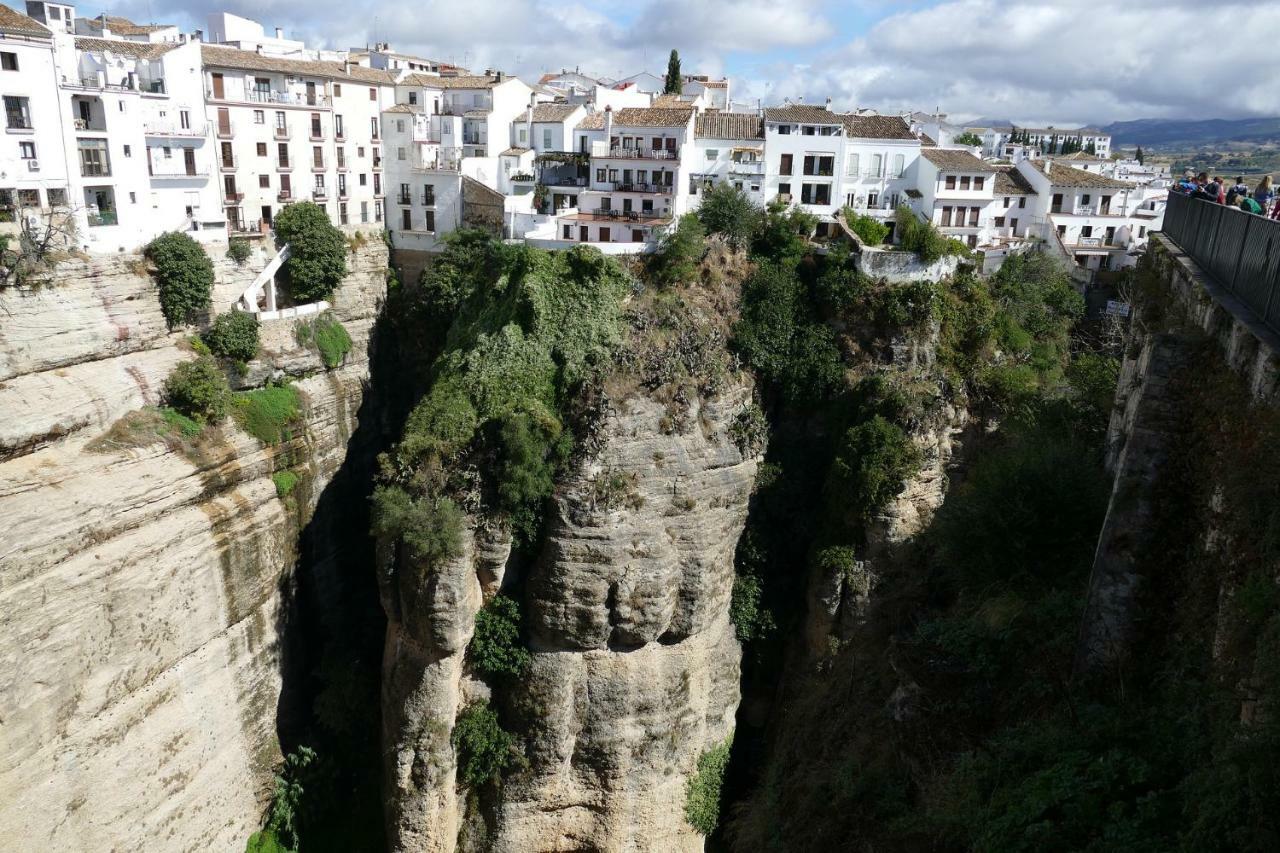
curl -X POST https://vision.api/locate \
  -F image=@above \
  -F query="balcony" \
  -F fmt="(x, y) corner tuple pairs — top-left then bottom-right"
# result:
(224, 89), (331, 109)
(421, 194), (435, 206)
(591, 142), (680, 160)
(396, 193), (412, 205)
(219, 155), (238, 171)
(274, 125), (290, 139)
(87, 210), (118, 227)
(311, 158), (327, 172)
(80, 163), (111, 178)
(729, 160), (764, 174)
(338, 186), (349, 200)
(335, 129), (346, 142)
(309, 126), (324, 141)
(312, 187), (329, 201)
(589, 208), (666, 222)
(72, 117), (107, 133)
(278, 189), (292, 202)
(372, 157), (383, 171)
(223, 191), (244, 203)
(336, 160), (348, 172)
(150, 166), (207, 180)
(144, 121), (208, 137)
(215, 123), (235, 139)
(276, 158), (292, 172)
(601, 181), (672, 195)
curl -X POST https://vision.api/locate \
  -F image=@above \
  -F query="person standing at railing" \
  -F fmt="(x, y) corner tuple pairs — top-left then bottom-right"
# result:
(1253, 176), (1275, 213)
(1238, 194), (1264, 215)
(1227, 176), (1250, 206)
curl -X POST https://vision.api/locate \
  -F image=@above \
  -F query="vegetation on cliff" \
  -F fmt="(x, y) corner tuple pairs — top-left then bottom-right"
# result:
(274, 201), (347, 302)
(145, 231), (214, 328)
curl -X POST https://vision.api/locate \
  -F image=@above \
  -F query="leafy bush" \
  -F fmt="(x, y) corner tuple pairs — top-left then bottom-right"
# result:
(273, 470), (299, 498)
(250, 746), (315, 853)
(842, 207), (889, 246)
(685, 736), (733, 835)
(494, 411), (570, 544)
(953, 131), (983, 146)
(826, 416), (922, 523)
(370, 484), (464, 564)
(232, 384), (301, 445)
(205, 311), (260, 361)
(274, 201), (347, 301)
(145, 231), (215, 328)
(452, 701), (519, 788)
(730, 566), (775, 643)
(649, 213), (705, 287)
(729, 403), (769, 456)
(164, 356), (230, 422)
(894, 205), (958, 264)
(752, 199), (816, 261)
(227, 238), (252, 265)
(296, 314), (352, 369)
(697, 182), (761, 250)
(469, 594), (531, 677)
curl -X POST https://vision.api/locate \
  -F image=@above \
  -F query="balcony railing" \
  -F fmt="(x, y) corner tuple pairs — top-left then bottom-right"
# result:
(600, 181), (672, 194)
(311, 158), (327, 172)
(590, 208), (665, 222)
(338, 186), (349, 199)
(309, 126), (324, 141)
(312, 187), (329, 200)
(421, 194), (435, 206)
(219, 156), (238, 171)
(80, 163), (110, 178)
(336, 159), (348, 172)
(144, 121), (208, 137)
(274, 125), (289, 139)
(222, 89), (331, 109)
(87, 210), (118, 227)
(396, 193), (412, 205)
(150, 166), (206, 179)
(223, 191), (244, 203)
(73, 117), (107, 132)
(215, 123), (235, 139)
(591, 142), (679, 160)
(6, 116), (33, 131)
(372, 157), (383, 170)
(278, 190), (292, 202)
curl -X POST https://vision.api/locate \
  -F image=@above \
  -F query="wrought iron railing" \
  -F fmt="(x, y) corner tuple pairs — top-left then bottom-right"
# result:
(1161, 191), (1280, 334)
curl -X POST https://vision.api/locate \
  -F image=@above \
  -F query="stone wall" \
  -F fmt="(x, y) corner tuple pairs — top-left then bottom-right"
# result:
(855, 246), (964, 283)
(0, 238), (387, 851)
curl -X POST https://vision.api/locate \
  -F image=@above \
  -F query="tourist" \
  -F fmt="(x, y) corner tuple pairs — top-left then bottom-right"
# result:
(1200, 174), (1223, 203)
(1228, 176), (1250, 205)
(1238, 194), (1264, 215)
(1253, 176), (1275, 212)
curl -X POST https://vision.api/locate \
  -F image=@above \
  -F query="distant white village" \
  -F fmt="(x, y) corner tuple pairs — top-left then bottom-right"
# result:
(1, 3), (1170, 278)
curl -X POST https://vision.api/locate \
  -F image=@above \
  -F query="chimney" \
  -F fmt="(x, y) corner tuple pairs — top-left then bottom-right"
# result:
(526, 93), (535, 138)
(824, 97), (832, 110)
(603, 104), (613, 141)
(275, 27), (284, 39)
(99, 13), (111, 39)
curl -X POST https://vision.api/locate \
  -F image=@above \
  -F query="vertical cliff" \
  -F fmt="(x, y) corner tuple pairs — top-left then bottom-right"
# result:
(0, 237), (387, 851)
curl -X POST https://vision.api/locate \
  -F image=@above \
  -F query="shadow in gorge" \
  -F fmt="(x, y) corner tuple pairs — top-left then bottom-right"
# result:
(272, 295), (423, 853)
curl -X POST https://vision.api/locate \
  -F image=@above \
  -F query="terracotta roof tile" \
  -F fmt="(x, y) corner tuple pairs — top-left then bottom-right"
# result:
(840, 114), (916, 140)
(576, 112), (606, 130)
(763, 104), (842, 124)
(502, 146), (531, 156)
(75, 36), (181, 59)
(531, 103), (580, 122)
(201, 45), (395, 84)
(401, 72), (509, 89)
(383, 104), (416, 113)
(81, 15), (171, 35)
(0, 4), (50, 37)
(611, 106), (695, 127)
(1034, 161), (1131, 189)
(993, 166), (1037, 195)
(921, 148), (999, 173)
(694, 113), (762, 140)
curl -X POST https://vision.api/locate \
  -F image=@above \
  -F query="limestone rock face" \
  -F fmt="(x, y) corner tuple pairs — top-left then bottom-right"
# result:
(0, 238), (387, 852)
(382, 383), (757, 853)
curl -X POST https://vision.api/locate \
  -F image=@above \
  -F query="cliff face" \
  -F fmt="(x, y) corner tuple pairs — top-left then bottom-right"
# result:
(381, 381), (757, 852)
(0, 239), (387, 852)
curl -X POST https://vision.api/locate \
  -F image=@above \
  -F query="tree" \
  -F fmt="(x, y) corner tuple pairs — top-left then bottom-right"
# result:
(648, 213), (704, 287)
(164, 356), (231, 422)
(954, 131), (983, 147)
(696, 182), (760, 250)
(1136, 146), (1145, 165)
(664, 49), (681, 95)
(145, 231), (215, 328)
(273, 201), (347, 302)
(205, 310), (260, 361)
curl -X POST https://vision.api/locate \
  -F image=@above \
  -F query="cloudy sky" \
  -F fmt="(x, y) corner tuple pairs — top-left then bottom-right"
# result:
(105, 0), (1280, 125)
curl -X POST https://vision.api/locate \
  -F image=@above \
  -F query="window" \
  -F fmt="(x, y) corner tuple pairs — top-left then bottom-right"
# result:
(802, 155), (833, 176)
(17, 188), (38, 207)
(518, 127), (527, 145)
(1, 52), (18, 71)
(1011, 217), (1019, 232)
(941, 206), (952, 226)
(960, 176), (971, 190)
(633, 229), (644, 242)
(425, 211), (435, 232)
(892, 153), (904, 178)
(1082, 194), (1091, 206)
(945, 175), (956, 190)
(973, 177), (984, 191)
(800, 183), (831, 205)
(358, 146), (365, 158)
(968, 208), (979, 226)
(334, 84), (342, 97)
(1019, 196), (1026, 209)
(542, 129), (552, 149)
(596, 168), (605, 182)
(369, 87), (377, 101)
(845, 153), (859, 177)
(801, 125), (815, 136)
(777, 124), (791, 134)
(402, 209), (411, 230)
(1080, 225), (1093, 238)
(423, 184), (434, 205)
(123, 145), (131, 157)
(563, 224), (571, 239)
(275, 111), (286, 130)
(1138, 226), (1147, 238)
(398, 147), (406, 161)
(339, 202), (348, 225)
(359, 173), (367, 186)
(371, 117), (379, 139)
(48, 188), (67, 207)
(820, 126), (837, 136)
(867, 192), (878, 208)
(994, 216), (1005, 227)
(180, 110), (190, 129)
(19, 140), (35, 159)
(409, 92), (418, 105)
(871, 154), (882, 177)
(779, 154), (793, 176)
(4, 95), (31, 130)
(259, 175), (270, 188)
(78, 139), (110, 176)
(705, 148), (719, 160)
(1003, 196), (1011, 208)
(600, 226), (611, 242)
(336, 115), (346, 137)
(777, 182), (791, 199)
(257, 142), (267, 156)
(254, 110), (265, 124)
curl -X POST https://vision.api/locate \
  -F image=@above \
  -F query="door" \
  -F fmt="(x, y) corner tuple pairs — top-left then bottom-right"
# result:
(183, 147), (196, 176)
(1052, 193), (1063, 213)
(220, 141), (233, 167)
(306, 82), (317, 106)
(579, 226), (588, 242)
(600, 227), (610, 242)
(262, 206), (272, 226)
(780, 153), (793, 176)
(280, 174), (291, 197)
(78, 100), (90, 124)
(217, 107), (230, 135)
(211, 73), (224, 99)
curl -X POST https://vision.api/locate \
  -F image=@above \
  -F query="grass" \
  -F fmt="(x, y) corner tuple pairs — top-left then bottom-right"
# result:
(86, 406), (230, 466)
(295, 315), (353, 369)
(232, 385), (302, 445)
(272, 470), (300, 498)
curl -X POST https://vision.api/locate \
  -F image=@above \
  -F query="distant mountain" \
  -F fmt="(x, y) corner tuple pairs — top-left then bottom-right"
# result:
(1102, 117), (1280, 149)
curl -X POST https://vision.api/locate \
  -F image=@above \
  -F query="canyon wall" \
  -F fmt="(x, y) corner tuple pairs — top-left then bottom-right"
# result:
(381, 381), (758, 852)
(0, 237), (386, 852)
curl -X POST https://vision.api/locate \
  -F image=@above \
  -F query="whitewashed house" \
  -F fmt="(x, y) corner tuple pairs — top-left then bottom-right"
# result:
(689, 112), (764, 204)
(762, 103), (845, 224)
(839, 114), (921, 223)
(908, 148), (1000, 249)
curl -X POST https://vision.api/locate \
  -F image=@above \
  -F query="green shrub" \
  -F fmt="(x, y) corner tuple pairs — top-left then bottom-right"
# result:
(163, 356), (230, 422)
(697, 182), (761, 250)
(452, 701), (518, 788)
(370, 484), (464, 564)
(273, 470), (299, 498)
(729, 403), (769, 456)
(649, 213), (705, 287)
(274, 202), (347, 301)
(826, 416), (922, 523)
(752, 198), (817, 261)
(953, 131), (983, 146)
(145, 231), (215, 328)
(205, 311), (260, 361)
(494, 411), (571, 543)
(872, 280), (937, 329)
(160, 406), (203, 437)
(244, 829), (288, 853)
(469, 594), (531, 677)
(894, 205), (952, 264)
(227, 238), (252, 265)
(296, 315), (353, 368)
(842, 207), (890, 246)
(251, 746), (315, 853)
(730, 566), (775, 643)
(685, 736), (733, 835)
(232, 384), (301, 445)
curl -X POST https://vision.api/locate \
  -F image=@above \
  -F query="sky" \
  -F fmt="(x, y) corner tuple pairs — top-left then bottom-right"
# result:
(102, 0), (1280, 126)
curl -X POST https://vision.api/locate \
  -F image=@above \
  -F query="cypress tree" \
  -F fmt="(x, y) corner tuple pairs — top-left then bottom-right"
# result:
(664, 49), (681, 95)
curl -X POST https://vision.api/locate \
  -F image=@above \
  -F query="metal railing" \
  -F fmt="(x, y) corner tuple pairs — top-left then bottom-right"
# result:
(1162, 191), (1280, 334)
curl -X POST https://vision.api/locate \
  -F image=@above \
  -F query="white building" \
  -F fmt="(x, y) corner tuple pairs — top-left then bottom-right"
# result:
(200, 44), (395, 234)
(909, 147), (1000, 249)
(993, 125), (1111, 159)
(762, 104), (845, 223)
(838, 114), (921, 223)
(1, 5), (71, 237)
(689, 112), (764, 204)
(682, 75), (729, 111)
